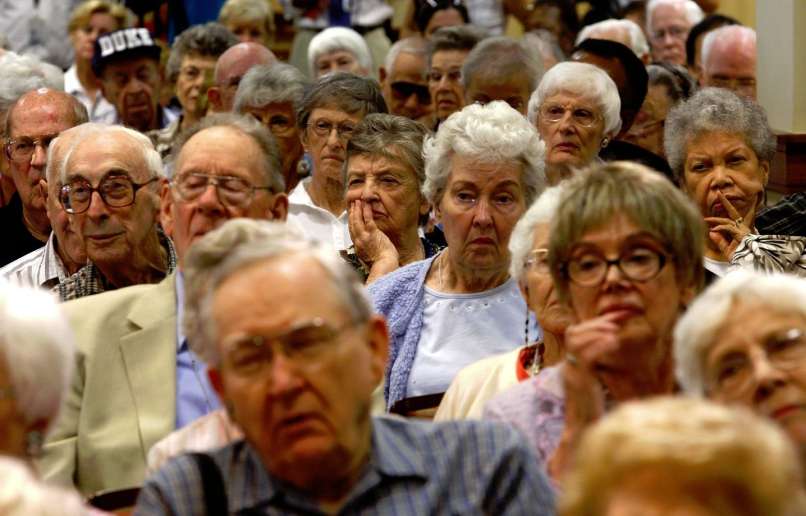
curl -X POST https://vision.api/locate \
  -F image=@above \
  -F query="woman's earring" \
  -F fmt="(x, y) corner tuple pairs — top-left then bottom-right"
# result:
(601, 137), (610, 148)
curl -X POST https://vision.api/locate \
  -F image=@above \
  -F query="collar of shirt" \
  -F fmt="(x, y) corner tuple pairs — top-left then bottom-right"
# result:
(288, 178), (351, 250)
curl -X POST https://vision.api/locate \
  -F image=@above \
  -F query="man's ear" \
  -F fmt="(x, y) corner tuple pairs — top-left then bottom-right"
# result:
(300, 128), (310, 154)
(378, 66), (388, 86)
(759, 160), (770, 187)
(366, 315), (390, 386)
(207, 87), (222, 112)
(208, 367), (225, 399)
(268, 192), (289, 221)
(159, 180), (175, 238)
(38, 178), (48, 202)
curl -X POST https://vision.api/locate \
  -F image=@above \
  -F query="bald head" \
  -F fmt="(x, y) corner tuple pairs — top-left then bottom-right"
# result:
(700, 25), (756, 99)
(6, 88), (87, 137)
(209, 42), (277, 112)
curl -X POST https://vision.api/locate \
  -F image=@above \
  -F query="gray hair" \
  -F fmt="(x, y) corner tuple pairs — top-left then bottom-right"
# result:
(548, 161), (704, 301)
(167, 113), (283, 192)
(646, 0), (704, 35)
(233, 63), (307, 113)
(383, 37), (427, 76)
(647, 64), (685, 104)
(522, 29), (566, 68)
(307, 27), (373, 78)
(296, 72), (388, 130)
(664, 87), (776, 184)
(460, 36), (543, 94)
(46, 123), (107, 188)
(701, 25), (756, 72)
(427, 25), (487, 68)
(508, 184), (567, 283)
(60, 123), (163, 183)
(423, 101), (546, 206)
(674, 271), (806, 397)
(0, 53), (64, 134)
(166, 22), (238, 83)
(527, 61), (622, 138)
(0, 282), (74, 431)
(183, 219), (372, 366)
(575, 18), (650, 60)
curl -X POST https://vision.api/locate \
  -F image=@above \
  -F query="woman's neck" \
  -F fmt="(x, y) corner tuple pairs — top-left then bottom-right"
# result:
(75, 59), (99, 98)
(393, 230), (425, 266)
(435, 250), (510, 293)
(307, 177), (346, 216)
(599, 347), (675, 401)
(542, 331), (564, 367)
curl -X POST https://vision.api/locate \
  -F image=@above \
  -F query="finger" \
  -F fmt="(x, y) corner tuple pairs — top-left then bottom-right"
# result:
(350, 201), (368, 238)
(718, 191), (742, 221)
(704, 217), (735, 227)
(710, 224), (740, 237)
(361, 200), (378, 231)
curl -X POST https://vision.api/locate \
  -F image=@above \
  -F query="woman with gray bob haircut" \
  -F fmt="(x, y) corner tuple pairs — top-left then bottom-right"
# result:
(370, 101), (545, 415)
(527, 61), (621, 184)
(664, 88), (803, 278)
(674, 271), (806, 471)
(307, 27), (373, 79)
(0, 282), (74, 462)
(234, 63), (308, 192)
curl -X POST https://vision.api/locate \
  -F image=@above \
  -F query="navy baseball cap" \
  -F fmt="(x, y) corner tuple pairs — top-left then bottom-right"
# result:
(92, 28), (161, 76)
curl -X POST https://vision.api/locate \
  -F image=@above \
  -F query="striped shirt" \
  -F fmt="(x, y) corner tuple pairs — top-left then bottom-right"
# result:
(135, 415), (555, 515)
(0, 233), (68, 288)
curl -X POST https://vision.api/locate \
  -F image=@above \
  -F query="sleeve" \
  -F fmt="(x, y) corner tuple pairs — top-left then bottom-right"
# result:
(731, 234), (806, 276)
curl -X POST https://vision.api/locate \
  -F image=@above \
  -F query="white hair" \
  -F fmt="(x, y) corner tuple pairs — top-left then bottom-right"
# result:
(46, 123), (107, 186)
(0, 52), (64, 116)
(422, 101), (546, 206)
(307, 27), (373, 78)
(575, 18), (650, 60)
(60, 123), (164, 184)
(527, 61), (622, 138)
(701, 25), (756, 72)
(508, 184), (567, 283)
(0, 457), (88, 516)
(383, 37), (427, 76)
(646, 0), (704, 34)
(0, 282), (74, 431)
(674, 271), (806, 396)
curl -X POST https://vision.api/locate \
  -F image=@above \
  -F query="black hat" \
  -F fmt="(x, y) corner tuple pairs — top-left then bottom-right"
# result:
(92, 28), (161, 76)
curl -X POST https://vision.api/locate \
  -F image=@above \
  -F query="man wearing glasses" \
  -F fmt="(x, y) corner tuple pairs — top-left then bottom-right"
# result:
(41, 114), (288, 497)
(0, 88), (88, 266)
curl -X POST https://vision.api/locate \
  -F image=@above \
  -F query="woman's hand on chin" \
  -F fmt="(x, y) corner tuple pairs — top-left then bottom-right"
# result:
(349, 199), (399, 268)
(704, 191), (752, 259)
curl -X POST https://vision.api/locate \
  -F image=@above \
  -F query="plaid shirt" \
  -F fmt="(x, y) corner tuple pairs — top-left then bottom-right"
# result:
(57, 227), (177, 302)
(135, 416), (555, 515)
(147, 117), (182, 159)
(756, 192), (806, 237)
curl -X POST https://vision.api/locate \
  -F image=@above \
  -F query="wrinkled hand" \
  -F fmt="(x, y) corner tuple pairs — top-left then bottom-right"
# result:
(348, 200), (398, 267)
(704, 191), (752, 259)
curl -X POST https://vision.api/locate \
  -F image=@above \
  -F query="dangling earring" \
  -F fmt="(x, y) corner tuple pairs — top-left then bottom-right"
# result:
(523, 304), (530, 346)
(26, 431), (43, 458)
(601, 137), (610, 148)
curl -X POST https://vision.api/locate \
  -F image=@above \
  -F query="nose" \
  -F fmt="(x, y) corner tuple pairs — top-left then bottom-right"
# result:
(197, 183), (225, 211)
(86, 190), (109, 220)
(360, 177), (380, 202)
(436, 74), (451, 92)
(29, 143), (47, 173)
(472, 197), (493, 227)
(710, 163), (734, 189)
(267, 351), (305, 397)
(557, 111), (576, 133)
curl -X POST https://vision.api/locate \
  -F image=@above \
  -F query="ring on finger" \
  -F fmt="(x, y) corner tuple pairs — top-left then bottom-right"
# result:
(566, 352), (579, 366)
(734, 216), (743, 227)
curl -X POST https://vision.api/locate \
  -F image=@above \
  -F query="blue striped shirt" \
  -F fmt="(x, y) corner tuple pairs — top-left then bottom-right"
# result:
(135, 415), (555, 515)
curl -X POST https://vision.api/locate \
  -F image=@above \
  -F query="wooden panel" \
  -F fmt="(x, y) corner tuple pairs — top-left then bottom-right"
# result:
(768, 132), (806, 194)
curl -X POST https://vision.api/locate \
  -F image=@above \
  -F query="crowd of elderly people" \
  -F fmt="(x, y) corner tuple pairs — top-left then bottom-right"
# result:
(0, 0), (805, 514)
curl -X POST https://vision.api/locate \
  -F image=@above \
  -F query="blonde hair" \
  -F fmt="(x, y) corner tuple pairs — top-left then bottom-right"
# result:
(561, 397), (806, 516)
(68, 0), (133, 34)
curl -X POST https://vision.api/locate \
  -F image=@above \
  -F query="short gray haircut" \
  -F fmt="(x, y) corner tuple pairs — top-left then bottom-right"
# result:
(508, 184), (567, 283)
(307, 27), (373, 78)
(575, 18), (650, 60)
(167, 113), (284, 192)
(166, 22), (238, 83)
(460, 36), (543, 94)
(527, 61), (622, 138)
(548, 161), (704, 301)
(60, 123), (163, 183)
(383, 37), (427, 76)
(46, 123), (107, 187)
(423, 101), (546, 206)
(183, 219), (372, 366)
(647, 64), (685, 104)
(701, 25), (756, 72)
(0, 282), (74, 431)
(295, 73), (388, 130)
(233, 63), (307, 113)
(664, 87), (776, 184)
(646, 0), (704, 35)
(674, 271), (806, 397)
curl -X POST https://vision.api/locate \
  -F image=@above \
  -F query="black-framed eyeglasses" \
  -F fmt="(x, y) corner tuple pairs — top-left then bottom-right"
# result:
(390, 81), (431, 104)
(60, 175), (159, 214)
(5, 133), (60, 163)
(564, 246), (668, 286)
(172, 173), (272, 208)
(308, 119), (356, 141)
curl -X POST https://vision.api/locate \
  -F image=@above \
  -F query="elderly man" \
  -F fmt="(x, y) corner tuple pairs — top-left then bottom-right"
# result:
(0, 123), (91, 287)
(93, 28), (177, 132)
(207, 41), (276, 113)
(379, 37), (433, 126)
(1, 89), (87, 267)
(56, 124), (175, 301)
(646, 0), (704, 65)
(700, 25), (757, 99)
(135, 219), (555, 515)
(40, 114), (288, 497)
(461, 36), (542, 116)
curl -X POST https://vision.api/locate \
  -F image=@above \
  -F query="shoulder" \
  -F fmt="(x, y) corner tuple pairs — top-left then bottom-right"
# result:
(484, 365), (563, 421)
(368, 257), (432, 306)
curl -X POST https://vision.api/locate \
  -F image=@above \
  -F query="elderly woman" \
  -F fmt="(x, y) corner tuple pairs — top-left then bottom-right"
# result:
(218, 0), (274, 48)
(287, 73), (387, 252)
(415, 0), (469, 38)
(0, 282), (73, 463)
(234, 63), (308, 193)
(427, 25), (485, 128)
(675, 271), (806, 471)
(156, 23), (238, 157)
(484, 161), (704, 480)
(369, 101), (546, 415)
(665, 88), (806, 278)
(434, 185), (572, 420)
(343, 113), (443, 284)
(308, 27), (374, 79)
(527, 61), (621, 184)
(560, 397), (806, 515)
(66, 0), (132, 123)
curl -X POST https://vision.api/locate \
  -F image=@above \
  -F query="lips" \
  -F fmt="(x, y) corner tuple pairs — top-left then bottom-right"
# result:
(470, 236), (496, 246)
(769, 404), (806, 421)
(598, 302), (643, 319)
(553, 142), (580, 152)
(86, 232), (123, 244)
